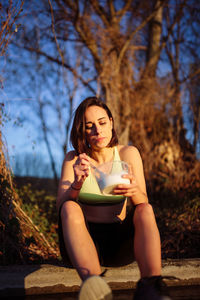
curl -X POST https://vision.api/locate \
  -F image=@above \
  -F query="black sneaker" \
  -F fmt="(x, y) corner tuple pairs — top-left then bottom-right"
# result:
(133, 276), (172, 300)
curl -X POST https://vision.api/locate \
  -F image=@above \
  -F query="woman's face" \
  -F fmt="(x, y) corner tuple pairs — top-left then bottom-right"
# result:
(84, 105), (113, 150)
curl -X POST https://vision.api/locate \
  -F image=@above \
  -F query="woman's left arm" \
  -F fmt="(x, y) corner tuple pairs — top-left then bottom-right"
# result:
(114, 146), (148, 205)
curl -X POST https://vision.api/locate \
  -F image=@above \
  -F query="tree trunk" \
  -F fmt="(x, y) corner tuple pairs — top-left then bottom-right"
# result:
(129, 0), (164, 152)
(100, 49), (131, 145)
(143, 0), (163, 79)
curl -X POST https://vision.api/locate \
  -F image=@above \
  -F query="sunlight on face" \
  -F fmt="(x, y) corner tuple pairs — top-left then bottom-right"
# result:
(85, 106), (113, 149)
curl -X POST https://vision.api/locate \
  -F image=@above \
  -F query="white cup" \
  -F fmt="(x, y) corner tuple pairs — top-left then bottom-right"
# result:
(93, 161), (130, 195)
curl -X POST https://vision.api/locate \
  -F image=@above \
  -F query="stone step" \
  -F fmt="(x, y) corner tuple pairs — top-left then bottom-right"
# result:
(0, 259), (199, 299)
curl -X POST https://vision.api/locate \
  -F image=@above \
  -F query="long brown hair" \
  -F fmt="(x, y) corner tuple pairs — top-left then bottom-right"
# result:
(70, 97), (118, 154)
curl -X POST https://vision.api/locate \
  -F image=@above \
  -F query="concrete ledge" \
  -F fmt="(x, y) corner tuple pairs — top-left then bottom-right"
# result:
(0, 259), (200, 298)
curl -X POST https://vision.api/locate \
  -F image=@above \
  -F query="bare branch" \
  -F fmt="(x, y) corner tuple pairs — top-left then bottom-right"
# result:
(68, 2), (101, 69)
(90, 0), (110, 27)
(18, 44), (96, 94)
(159, 0), (187, 55)
(180, 68), (200, 84)
(48, 0), (64, 65)
(116, 0), (132, 22)
(0, 1), (24, 56)
(117, 0), (166, 73)
(108, 0), (115, 18)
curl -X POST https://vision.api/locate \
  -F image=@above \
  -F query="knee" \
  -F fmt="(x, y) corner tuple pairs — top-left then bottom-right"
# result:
(60, 201), (85, 225)
(133, 203), (155, 225)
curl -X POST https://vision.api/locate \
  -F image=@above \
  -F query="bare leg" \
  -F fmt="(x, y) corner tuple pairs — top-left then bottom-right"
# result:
(61, 201), (102, 281)
(133, 203), (161, 278)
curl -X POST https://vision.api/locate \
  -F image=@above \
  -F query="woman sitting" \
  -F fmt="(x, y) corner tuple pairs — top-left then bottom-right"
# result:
(57, 96), (171, 300)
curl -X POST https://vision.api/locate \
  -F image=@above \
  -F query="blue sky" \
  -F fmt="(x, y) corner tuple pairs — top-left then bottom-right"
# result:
(0, 69), (90, 178)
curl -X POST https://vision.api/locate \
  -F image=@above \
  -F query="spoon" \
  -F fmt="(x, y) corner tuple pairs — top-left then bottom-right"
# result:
(90, 162), (106, 179)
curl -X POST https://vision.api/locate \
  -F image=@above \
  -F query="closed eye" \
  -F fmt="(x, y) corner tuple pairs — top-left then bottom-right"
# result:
(85, 117), (108, 130)
(86, 125), (93, 130)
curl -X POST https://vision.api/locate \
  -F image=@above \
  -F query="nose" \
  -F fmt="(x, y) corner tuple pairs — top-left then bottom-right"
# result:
(94, 124), (101, 135)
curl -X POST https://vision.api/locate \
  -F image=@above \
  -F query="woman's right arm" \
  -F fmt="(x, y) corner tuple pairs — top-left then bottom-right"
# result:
(56, 151), (90, 212)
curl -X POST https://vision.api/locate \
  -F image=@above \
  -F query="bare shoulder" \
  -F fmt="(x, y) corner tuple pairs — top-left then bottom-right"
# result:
(117, 144), (141, 160)
(117, 145), (146, 185)
(59, 150), (77, 183)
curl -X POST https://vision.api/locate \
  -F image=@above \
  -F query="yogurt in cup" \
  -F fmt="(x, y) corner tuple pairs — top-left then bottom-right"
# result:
(92, 161), (130, 195)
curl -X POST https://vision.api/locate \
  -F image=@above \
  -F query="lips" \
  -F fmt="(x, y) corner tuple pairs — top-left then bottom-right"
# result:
(96, 137), (105, 142)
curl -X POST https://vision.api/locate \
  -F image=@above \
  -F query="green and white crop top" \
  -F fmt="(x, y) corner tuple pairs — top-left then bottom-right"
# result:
(78, 147), (126, 205)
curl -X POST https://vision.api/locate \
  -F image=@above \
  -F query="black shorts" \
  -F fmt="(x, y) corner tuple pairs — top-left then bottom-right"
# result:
(58, 204), (135, 267)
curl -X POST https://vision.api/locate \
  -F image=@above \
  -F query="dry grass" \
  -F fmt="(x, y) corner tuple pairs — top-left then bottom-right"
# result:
(0, 138), (59, 265)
